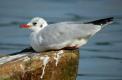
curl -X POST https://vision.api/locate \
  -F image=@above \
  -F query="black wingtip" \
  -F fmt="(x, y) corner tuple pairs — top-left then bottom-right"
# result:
(86, 17), (114, 25)
(9, 47), (36, 55)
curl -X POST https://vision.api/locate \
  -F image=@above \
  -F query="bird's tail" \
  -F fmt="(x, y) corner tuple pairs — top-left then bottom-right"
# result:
(86, 17), (114, 26)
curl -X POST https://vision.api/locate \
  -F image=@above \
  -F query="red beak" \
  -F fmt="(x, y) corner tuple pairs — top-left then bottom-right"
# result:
(20, 24), (30, 28)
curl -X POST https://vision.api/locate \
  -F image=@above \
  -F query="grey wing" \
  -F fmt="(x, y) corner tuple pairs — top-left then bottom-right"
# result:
(38, 22), (101, 47)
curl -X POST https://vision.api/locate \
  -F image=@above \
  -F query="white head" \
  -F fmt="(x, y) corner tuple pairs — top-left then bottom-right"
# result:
(20, 17), (48, 32)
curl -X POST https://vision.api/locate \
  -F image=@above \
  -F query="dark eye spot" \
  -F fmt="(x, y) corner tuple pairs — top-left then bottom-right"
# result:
(40, 24), (43, 27)
(33, 22), (37, 25)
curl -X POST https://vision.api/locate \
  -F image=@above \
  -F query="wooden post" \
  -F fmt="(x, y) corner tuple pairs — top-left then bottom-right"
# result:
(0, 50), (79, 80)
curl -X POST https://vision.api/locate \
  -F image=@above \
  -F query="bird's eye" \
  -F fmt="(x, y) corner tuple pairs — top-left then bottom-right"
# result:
(33, 22), (37, 25)
(40, 24), (43, 27)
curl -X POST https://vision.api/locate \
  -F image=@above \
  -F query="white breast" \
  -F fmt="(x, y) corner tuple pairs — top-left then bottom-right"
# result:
(30, 32), (41, 52)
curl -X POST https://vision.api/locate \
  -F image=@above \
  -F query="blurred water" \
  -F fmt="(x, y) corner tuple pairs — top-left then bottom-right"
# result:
(0, 0), (122, 80)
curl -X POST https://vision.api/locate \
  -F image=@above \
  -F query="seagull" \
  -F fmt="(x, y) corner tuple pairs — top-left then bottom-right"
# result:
(19, 17), (113, 52)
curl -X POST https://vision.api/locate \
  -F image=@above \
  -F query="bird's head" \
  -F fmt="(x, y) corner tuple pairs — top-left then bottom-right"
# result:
(20, 17), (48, 32)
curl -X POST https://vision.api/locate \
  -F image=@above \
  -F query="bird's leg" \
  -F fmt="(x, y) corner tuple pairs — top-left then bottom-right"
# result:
(62, 45), (79, 50)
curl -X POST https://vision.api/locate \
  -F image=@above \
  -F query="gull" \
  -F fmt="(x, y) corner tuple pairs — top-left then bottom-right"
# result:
(19, 17), (113, 52)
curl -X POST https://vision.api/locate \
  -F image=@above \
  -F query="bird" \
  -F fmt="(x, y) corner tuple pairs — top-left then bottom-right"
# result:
(19, 17), (113, 52)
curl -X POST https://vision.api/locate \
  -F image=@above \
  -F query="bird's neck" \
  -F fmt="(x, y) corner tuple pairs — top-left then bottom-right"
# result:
(31, 27), (41, 33)
(30, 27), (45, 40)
(31, 30), (40, 38)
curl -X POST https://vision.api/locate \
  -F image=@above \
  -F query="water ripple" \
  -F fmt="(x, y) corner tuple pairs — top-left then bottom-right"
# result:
(80, 56), (122, 61)
(0, 43), (28, 47)
(95, 42), (112, 46)
(0, 21), (24, 27)
(81, 48), (122, 53)
(78, 73), (122, 77)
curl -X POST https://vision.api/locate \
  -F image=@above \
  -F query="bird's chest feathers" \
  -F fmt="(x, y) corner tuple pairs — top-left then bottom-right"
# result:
(30, 32), (42, 49)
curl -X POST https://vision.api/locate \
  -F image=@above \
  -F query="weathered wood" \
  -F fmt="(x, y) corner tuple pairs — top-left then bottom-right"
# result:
(0, 50), (79, 80)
